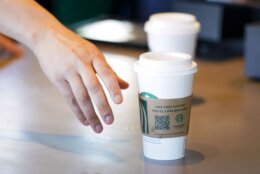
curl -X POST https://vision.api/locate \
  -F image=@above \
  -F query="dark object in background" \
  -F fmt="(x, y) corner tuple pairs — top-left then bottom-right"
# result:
(136, 0), (172, 22)
(50, 0), (117, 24)
(244, 22), (260, 79)
(172, 0), (251, 42)
(36, 0), (52, 11)
(171, 0), (259, 59)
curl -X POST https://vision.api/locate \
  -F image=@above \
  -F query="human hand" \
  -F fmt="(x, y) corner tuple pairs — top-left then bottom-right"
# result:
(0, 33), (23, 58)
(34, 28), (129, 133)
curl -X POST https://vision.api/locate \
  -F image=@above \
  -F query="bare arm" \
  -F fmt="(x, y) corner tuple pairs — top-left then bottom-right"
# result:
(0, 0), (129, 133)
(0, 0), (59, 49)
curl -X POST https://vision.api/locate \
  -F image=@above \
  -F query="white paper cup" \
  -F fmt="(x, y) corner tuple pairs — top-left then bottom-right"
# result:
(144, 13), (200, 57)
(134, 52), (197, 160)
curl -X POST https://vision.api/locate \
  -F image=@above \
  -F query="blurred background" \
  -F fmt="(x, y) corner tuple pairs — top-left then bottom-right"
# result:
(36, 0), (260, 75)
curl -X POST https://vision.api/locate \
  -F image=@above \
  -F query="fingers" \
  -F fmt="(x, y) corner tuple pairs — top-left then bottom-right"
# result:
(54, 59), (119, 133)
(49, 44), (128, 134)
(92, 56), (127, 104)
(55, 80), (89, 126)
(78, 63), (114, 125)
(67, 74), (103, 133)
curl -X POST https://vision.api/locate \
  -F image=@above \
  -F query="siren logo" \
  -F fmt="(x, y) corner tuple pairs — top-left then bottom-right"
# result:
(139, 92), (158, 134)
(175, 113), (184, 123)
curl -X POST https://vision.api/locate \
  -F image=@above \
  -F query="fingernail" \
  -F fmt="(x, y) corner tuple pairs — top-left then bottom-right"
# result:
(105, 115), (113, 124)
(95, 124), (103, 133)
(114, 94), (122, 104)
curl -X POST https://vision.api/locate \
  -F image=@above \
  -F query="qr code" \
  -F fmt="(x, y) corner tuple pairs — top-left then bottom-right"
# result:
(155, 115), (170, 130)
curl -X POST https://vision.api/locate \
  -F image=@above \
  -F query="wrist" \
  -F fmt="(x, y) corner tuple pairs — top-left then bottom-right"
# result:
(29, 19), (69, 57)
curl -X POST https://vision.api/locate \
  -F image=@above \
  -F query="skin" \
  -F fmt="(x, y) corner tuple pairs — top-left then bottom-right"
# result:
(0, 0), (129, 133)
(0, 34), (24, 58)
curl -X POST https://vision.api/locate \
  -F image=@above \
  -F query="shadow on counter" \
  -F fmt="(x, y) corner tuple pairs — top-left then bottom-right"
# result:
(142, 149), (204, 166)
(0, 130), (128, 163)
(141, 149), (205, 174)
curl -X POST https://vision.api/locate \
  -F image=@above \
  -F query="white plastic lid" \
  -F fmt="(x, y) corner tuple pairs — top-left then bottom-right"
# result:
(144, 13), (200, 34)
(134, 52), (197, 75)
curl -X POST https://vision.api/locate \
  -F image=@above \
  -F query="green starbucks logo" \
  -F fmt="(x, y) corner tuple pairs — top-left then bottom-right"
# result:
(139, 92), (158, 134)
(175, 113), (184, 123)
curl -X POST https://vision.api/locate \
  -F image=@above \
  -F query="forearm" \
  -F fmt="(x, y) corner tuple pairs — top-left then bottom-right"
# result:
(0, 0), (66, 51)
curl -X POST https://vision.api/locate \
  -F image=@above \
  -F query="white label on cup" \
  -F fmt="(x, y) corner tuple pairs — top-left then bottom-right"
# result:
(139, 92), (192, 138)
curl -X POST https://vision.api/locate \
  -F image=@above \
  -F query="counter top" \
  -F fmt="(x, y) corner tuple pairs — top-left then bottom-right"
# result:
(0, 44), (260, 174)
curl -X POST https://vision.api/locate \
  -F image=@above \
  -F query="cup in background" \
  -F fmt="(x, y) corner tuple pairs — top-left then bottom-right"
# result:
(134, 52), (197, 160)
(144, 13), (200, 57)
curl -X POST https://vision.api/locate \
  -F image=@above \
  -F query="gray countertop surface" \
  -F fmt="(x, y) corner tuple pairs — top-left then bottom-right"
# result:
(0, 45), (260, 174)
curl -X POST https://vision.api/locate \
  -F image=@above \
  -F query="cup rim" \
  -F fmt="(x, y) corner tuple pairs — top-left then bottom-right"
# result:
(134, 52), (197, 75)
(144, 12), (201, 34)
